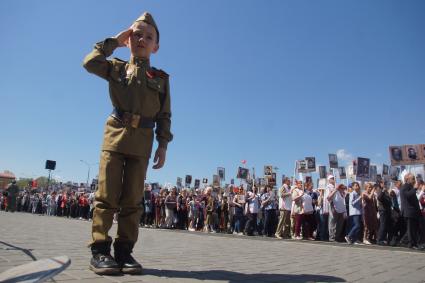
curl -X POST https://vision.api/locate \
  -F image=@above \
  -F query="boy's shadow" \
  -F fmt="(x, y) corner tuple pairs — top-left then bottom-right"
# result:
(143, 268), (346, 282)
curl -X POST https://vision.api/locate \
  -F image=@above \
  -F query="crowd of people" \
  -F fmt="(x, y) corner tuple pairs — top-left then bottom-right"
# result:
(2, 173), (425, 250)
(1, 185), (93, 220)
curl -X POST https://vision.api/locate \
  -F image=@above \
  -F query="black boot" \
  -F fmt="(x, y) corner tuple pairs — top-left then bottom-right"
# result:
(89, 241), (121, 275)
(114, 241), (143, 274)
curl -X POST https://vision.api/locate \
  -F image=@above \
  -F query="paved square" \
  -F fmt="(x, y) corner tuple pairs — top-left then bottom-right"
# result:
(0, 211), (424, 283)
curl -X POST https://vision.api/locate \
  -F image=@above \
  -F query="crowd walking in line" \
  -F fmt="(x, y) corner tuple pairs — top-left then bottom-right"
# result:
(2, 173), (425, 250)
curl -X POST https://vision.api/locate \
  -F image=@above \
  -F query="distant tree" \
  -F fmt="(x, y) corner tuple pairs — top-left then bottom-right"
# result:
(16, 178), (32, 189)
(35, 176), (57, 188)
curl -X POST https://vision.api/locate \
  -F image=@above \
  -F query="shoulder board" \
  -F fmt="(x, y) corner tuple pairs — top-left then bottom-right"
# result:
(151, 67), (169, 79)
(111, 58), (127, 70)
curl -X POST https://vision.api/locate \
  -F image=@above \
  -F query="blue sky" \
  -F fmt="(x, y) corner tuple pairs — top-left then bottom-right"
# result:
(1, 0), (424, 185)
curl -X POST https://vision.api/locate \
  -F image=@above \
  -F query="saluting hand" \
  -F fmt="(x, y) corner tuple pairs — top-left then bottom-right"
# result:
(152, 147), (166, 169)
(114, 28), (133, 47)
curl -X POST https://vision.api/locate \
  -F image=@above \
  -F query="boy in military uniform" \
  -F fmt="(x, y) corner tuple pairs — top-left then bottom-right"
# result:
(83, 12), (173, 275)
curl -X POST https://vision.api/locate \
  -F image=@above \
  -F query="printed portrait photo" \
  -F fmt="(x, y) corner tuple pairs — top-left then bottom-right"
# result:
(356, 157), (370, 179)
(329, 154), (339, 168)
(264, 165), (273, 176)
(338, 167), (347, 179)
(297, 160), (307, 173)
(389, 146), (403, 165)
(306, 157), (316, 172)
(319, 166), (327, 179)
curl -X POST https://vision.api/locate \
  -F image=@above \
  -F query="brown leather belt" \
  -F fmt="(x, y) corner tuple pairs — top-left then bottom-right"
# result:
(111, 108), (155, 129)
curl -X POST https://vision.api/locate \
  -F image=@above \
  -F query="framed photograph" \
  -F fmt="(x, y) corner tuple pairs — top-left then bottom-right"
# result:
(185, 175), (192, 185)
(382, 164), (389, 176)
(389, 146), (404, 166)
(202, 178), (208, 184)
(217, 167), (225, 180)
(338, 167), (347, 179)
(329, 154), (339, 169)
(319, 166), (327, 179)
(281, 174), (286, 184)
(237, 167), (249, 180)
(231, 178), (235, 185)
(390, 166), (400, 181)
(305, 157), (316, 172)
(403, 144), (422, 165)
(416, 174), (423, 183)
(297, 160), (308, 173)
(356, 157), (370, 180)
(267, 173), (276, 186)
(213, 174), (220, 187)
(264, 165), (273, 176)
(194, 179), (200, 188)
(176, 177), (182, 188)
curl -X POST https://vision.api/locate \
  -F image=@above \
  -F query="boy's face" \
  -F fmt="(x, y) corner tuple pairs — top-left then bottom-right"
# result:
(129, 21), (159, 59)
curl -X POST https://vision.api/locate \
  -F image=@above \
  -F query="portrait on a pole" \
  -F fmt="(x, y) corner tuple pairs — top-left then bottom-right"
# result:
(185, 175), (192, 186)
(390, 166), (400, 181)
(356, 157), (370, 180)
(264, 165), (273, 176)
(404, 145), (422, 165)
(338, 167), (347, 179)
(297, 160), (308, 173)
(329, 154), (338, 169)
(217, 167), (225, 180)
(305, 157), (316, 172)
(319, 166), (327, 179)
(237, 167), (249, 180)
(389, 146), (404, 165)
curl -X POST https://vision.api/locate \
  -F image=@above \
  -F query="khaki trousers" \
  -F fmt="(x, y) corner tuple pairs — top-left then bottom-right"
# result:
(275, 210), (291, 237)
(91, 150), (148, 245)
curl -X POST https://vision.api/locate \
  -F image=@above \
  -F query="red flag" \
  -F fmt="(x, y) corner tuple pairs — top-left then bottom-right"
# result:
(241, 160), (246, 164)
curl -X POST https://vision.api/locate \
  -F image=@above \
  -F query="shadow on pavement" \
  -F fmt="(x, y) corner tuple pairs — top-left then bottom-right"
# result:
(0, 241), (37, 261)
(143, 268), (346, 282)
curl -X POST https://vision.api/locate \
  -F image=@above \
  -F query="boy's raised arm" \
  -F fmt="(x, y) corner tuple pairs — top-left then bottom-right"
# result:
(82, 29), (132, 80)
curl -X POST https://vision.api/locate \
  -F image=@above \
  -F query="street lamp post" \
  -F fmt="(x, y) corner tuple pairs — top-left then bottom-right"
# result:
(80, 160), (98, 187)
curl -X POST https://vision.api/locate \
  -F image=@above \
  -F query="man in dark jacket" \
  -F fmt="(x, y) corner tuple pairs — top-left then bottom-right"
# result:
(400, 173), (421, 249)
(377, 182), (392, 245)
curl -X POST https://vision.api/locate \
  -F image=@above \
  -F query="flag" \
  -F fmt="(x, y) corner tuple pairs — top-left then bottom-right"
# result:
(241, 160), (246, 165)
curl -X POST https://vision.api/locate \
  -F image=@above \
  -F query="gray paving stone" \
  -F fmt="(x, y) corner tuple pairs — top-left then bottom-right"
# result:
(0, 212), (424, 283)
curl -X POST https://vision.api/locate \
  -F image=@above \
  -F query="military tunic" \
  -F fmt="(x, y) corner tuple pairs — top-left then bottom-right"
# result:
(83, 38), (173, 245)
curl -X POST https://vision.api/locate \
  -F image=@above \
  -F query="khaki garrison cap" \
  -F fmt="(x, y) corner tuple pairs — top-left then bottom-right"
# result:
(135, 12), (159, 42)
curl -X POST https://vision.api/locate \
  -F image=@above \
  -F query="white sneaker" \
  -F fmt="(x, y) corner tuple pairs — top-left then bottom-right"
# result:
(345, 236), (353, 245)
(363, 240), (372, 245)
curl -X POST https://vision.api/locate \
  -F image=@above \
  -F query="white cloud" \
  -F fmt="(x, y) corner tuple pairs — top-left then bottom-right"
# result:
(336, 149), (354, 165)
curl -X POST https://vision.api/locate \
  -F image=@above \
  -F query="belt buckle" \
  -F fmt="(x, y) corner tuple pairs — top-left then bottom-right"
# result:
(131, 114), (140, 128)
(121, 113), (132, 127)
